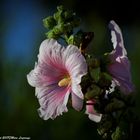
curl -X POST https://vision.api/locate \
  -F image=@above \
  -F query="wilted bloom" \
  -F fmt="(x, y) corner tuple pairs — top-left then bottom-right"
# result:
(27, 39), (87, 120)
(107, 20), (134, 94)
(86, 100), (102, 122)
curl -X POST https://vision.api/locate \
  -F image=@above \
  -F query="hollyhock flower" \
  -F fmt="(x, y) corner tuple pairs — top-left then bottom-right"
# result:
(86, 100), (102, 123)
(107, 20), (134, 94)
(27, 39), (87, 120)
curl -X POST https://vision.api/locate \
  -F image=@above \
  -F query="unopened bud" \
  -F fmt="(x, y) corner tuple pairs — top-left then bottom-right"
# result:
(43, 16), (56, 29)
(87, 58), (100, 68)
(85, 84), (101, 99)
(89, 67), (100, 83)
(98, 72), (112, 88)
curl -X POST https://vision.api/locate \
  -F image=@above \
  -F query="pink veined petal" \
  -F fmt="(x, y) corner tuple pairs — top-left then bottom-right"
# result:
(36, 85), (71, 120)
(38, 39), (69, 74)
(27, 62), (43, 87)
(66, 52), (87, 84)
(71, 82), (84, 99)
(27, 61), (65, 88)
(71, 92), (83, 111)
(62, 44), (81, 62)
(38, 39), (64, 63)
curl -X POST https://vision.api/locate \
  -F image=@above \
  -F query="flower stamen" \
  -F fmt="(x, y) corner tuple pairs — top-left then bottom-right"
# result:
(58, 77), (71, 87)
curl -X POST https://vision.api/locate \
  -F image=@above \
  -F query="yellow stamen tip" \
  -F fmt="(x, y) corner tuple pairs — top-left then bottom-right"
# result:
(58, 77), (71, 87)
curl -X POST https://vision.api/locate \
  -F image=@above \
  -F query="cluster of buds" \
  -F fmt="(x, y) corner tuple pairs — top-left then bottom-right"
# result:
(27, 6), (136, 140)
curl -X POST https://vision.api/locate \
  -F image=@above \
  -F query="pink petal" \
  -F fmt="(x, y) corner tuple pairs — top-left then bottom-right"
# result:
(36, 85), (70, 120)
(38, 39), (64, 64)
(109, 20), (127, 60)
(27, 62), (43, 87)
(71, 82), (84, 99)
(39, 39), (71, 77)
(63, 44), (81, 61)
(71, 92), (83, 111)
(108, 56), (134, 93)
(86, 100), (102, 123)
(66, 52), (87, 84)
(108, 21), (134, 94)
(88, 113), (102, 123)
(27, 61), (64, 88)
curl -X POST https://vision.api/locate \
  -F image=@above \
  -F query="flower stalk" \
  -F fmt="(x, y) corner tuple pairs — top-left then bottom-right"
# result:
(27, 5), (136, 140)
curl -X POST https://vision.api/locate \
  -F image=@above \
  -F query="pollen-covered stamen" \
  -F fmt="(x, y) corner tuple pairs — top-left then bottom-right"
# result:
(58, 76), (71, 87)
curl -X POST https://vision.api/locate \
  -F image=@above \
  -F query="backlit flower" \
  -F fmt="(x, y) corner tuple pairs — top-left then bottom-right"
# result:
(27, 39), (87, 120)
(86, 100), (102, 122)
(108, 20), (134, 94)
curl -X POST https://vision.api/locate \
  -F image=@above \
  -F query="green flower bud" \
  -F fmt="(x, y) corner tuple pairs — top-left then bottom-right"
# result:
(111, 127), (122, 140)
(85, 84), (101, 99)
(54, 11), (64, 24)
(97, 121), (112, 135)
(98, 72), (112, 88)
(64, 11), (74, 20)
(104, 98), (125, 113)
(87, 58), (100, 68)
(57, 5), (64, 12)
(67, 33), (82, 46)
(43, 16), (56, 29)
(90, 67), (100, 83)
(53, 25), (63, 34)
(67, 35), (74, 45)
(46, 30), (60, 39)
(111, 124), (129, 140)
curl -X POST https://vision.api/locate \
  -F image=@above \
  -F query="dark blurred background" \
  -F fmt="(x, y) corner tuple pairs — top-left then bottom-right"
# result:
(0, 0), (140, 139)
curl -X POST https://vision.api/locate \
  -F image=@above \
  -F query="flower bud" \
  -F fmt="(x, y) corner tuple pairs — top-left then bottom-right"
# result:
(64, 11), (74, 20)
(46, 30), (60, 39)
(87, 58), (100, 68)
(43, 16), (56, 29)
(98, 72), (112, 88)
(85, 84), (101, 99)
(89, 67), (100, 83)
(104, 98), (125, 113)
